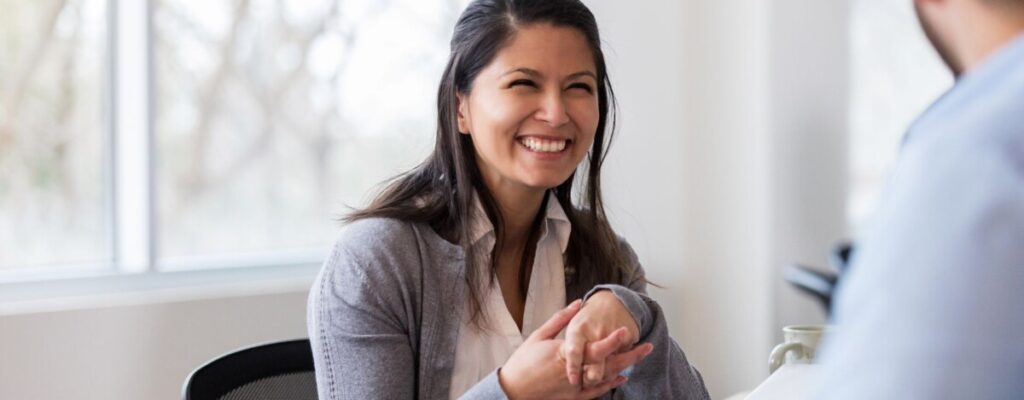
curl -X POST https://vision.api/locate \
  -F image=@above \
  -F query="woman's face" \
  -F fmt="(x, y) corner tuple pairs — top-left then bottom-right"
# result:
(457, 23), (599, 197)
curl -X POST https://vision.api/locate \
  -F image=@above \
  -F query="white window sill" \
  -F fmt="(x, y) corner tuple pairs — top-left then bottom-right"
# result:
(0, 263), (321, 316)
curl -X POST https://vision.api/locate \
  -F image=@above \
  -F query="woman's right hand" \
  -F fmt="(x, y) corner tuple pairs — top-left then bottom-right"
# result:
(497, 300), (655, 400)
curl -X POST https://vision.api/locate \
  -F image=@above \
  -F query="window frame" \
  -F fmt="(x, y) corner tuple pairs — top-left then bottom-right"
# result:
(113, 0), (154, 275)
(0, 0), (321, 296)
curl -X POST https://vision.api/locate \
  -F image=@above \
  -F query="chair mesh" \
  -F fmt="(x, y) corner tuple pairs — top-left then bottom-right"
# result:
(218, 371), (318, 400)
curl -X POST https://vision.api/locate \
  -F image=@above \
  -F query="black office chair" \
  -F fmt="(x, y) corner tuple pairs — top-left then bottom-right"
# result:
(784, 242), (855, 317)
(182, 339), (318, 400)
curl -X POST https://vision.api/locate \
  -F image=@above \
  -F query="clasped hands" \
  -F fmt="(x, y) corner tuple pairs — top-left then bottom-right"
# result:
(498, 291), (653, 400)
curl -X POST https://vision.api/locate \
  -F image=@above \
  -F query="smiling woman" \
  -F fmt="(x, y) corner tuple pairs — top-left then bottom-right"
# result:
(457, 24), (599, 193)
(307, 0), (710, 399)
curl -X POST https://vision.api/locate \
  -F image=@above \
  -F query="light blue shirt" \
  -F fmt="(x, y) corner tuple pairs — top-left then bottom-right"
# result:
(817, 32), (1024, 399)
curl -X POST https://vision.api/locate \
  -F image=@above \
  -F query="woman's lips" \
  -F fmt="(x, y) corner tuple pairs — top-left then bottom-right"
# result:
(517, 136), (571, 153)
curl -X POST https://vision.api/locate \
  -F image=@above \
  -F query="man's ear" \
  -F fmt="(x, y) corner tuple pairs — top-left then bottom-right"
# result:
(456, 93), (470, 135)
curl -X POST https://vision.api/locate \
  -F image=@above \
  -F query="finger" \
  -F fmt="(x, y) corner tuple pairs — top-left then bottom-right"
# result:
(605, 342), (654, 378)
(563, 330), (587, 386)
(576, 375), (627, 400)
(583, 327), (628, 363)
(529, 299), (582, 342)
(582, 362), (605, 388)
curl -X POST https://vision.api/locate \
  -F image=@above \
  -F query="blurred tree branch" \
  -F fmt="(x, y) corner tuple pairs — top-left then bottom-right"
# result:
(181, 0), (251, 194)
(176, 0), (393, 201)
(0, 0), (68, 152)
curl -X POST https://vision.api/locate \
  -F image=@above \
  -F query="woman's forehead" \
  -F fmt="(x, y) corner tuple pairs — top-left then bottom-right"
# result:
(483, 24), (596, 79)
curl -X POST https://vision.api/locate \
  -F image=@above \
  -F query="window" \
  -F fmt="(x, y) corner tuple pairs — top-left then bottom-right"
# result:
(1, 0), (469, 279)
(0, 0), (111, 273)
(848, 0), (954, 228)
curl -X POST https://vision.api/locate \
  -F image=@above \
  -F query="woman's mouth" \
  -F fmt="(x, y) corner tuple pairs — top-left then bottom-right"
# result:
(518, 136), (571, 153)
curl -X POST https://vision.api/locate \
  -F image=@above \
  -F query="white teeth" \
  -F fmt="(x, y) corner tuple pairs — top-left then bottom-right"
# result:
(520, 137), (567, 153)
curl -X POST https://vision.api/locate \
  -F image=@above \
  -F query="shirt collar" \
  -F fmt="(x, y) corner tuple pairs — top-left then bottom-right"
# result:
(905, 31), (1024, 144)
(468, 191), (572, 253)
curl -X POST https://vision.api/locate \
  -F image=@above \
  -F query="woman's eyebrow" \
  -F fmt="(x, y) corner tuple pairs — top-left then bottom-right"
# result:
(566, 71), (597, 81)
(502, 67), (542, 77)
(501, 68), (597, 81)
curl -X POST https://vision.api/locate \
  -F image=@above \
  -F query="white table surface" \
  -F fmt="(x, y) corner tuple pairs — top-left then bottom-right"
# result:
(745, 364), (822, 400)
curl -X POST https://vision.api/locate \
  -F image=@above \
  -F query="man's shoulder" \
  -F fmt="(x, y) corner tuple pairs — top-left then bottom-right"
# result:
(909, 54), (1024, 167)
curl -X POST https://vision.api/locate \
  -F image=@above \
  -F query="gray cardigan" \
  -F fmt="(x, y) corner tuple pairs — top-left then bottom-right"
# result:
(307, 217), (710, 399)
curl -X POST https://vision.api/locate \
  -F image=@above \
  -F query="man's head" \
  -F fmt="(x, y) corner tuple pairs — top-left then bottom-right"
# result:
(914, 0), (1024, 77)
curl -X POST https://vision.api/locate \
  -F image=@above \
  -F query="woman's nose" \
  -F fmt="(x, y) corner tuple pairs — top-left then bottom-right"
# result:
(535, 91), (570, 127)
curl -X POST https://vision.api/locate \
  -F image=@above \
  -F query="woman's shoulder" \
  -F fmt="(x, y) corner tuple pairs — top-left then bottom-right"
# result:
(331, 216), (461, 266)
(331, 217), (427, 259)
(611, 234), (645, 279)
(313, 218), (429, 331)
(318, 218), (431, 295)
(338, 216), (417, 241)
(567, 210), (639, 263)
(613, 234), (640, 263)
(564, 207), (644, 276)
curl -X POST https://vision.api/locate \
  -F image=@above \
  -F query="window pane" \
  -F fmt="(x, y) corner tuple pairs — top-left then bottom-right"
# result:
(848, 0), (953, 227)
(0, 0), (110, 271)
(154, 0), (469, 265)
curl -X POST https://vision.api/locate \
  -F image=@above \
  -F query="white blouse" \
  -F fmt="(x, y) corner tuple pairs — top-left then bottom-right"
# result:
(448, 192), (571, 399)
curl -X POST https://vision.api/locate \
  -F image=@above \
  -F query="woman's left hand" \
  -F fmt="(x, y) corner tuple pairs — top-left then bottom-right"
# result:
(560, 290), (641, 388)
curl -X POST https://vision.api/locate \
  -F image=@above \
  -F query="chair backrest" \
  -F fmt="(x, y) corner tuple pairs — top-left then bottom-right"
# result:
(784, 242), (856, 318)
(182, 338), (318, 400)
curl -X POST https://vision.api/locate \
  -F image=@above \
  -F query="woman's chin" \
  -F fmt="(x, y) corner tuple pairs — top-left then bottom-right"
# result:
(519, 175), (573, 191)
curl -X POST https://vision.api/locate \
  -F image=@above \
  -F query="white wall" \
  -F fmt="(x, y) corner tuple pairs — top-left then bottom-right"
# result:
(596, 0), (775, 396)
(594, 0), (850, 397)
(767, 0), (850, 339)
(0, 288), (309, 400)
(0, 1), (850, 399)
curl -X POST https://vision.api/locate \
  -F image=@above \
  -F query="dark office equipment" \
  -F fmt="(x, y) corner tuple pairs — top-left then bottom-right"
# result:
(182, 339), (317, 400)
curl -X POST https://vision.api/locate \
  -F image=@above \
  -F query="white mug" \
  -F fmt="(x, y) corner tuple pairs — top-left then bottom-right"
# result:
(768, 325), (830, 373)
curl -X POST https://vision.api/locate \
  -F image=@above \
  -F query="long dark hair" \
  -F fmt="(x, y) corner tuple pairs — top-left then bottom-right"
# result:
(346, 0), (630, 326)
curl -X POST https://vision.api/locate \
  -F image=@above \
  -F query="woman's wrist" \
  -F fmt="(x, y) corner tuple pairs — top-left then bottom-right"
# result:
(587, 290), (640, 343)
(497, 367), (524, 400)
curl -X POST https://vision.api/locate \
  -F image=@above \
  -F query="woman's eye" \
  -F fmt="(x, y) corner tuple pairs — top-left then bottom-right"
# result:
(509, 79), (537, 88)
(568, 83), (594, 93)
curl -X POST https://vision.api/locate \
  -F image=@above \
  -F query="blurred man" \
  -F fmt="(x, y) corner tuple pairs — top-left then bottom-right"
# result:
(817, 0), (1024, 398)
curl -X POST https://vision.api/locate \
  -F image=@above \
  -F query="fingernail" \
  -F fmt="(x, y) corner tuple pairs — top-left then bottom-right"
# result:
(615, 376), (628, 386)
(569, 299), (582, 309)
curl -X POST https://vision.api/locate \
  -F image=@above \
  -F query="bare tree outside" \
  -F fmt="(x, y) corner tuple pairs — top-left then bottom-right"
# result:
(0, 0), (109, 270)
(154, 0), (469, 263)
(0, 0), (472, 272)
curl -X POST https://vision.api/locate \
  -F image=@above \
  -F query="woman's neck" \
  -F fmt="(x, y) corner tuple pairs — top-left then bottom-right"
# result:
(488, 185), (546, 250)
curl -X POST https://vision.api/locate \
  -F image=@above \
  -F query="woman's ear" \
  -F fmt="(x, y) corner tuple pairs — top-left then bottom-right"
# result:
(456, 93), (470, 135)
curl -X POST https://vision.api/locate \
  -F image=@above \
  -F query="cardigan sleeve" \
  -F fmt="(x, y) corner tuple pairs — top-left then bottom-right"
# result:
(308, 223), (417, 400)
(457, 370), (509, 400)
(582, 241), (711, 400)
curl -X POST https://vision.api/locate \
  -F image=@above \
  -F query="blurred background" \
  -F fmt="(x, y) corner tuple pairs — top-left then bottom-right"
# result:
(0, 0), (951, 398)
